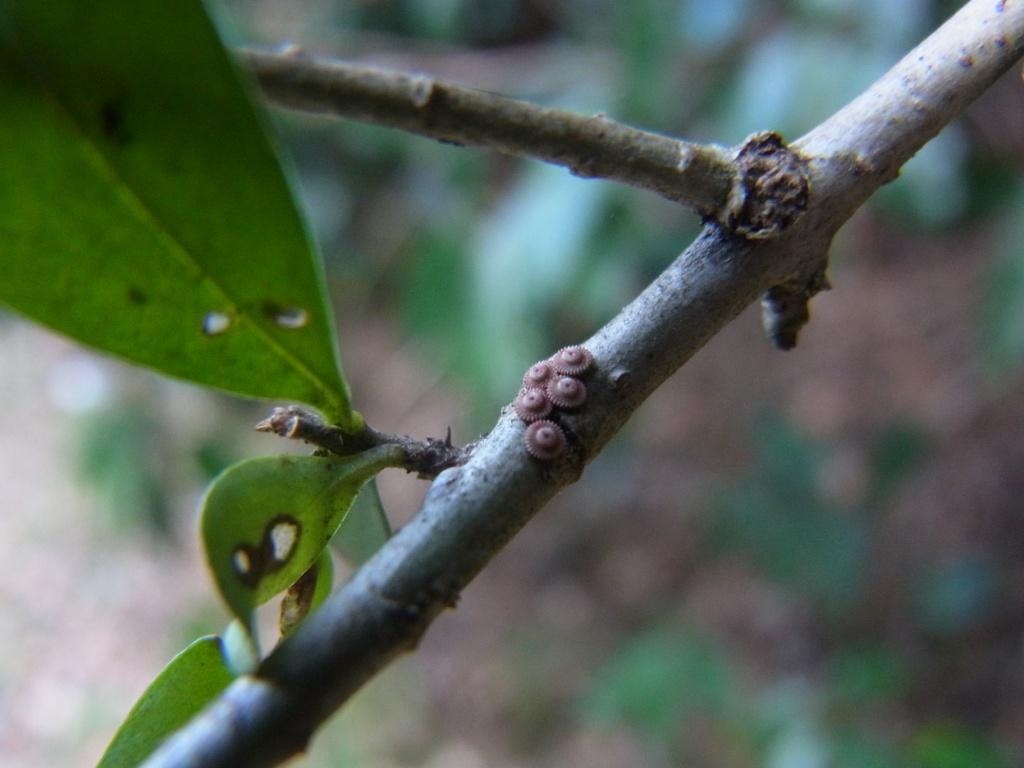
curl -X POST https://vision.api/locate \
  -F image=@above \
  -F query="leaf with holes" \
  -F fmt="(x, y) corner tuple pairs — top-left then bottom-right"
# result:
(201, 448), (402, 632)
(98, 635), (234, 768)
(0, 1), (356, 427)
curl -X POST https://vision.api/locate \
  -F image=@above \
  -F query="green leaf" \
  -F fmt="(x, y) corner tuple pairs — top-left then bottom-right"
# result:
(332, 477), (393, 566)
(200, 448), (402, 630)
(98, 636), (234, 768)
(0, 1), (355, 426)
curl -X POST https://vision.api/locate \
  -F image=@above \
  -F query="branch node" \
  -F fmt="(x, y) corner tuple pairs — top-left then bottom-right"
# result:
(726, 131), (811, 239)
(408, 433), (467, 479)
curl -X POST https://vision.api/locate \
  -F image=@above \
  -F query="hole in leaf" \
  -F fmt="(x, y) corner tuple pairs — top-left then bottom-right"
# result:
(263, 303), (309, 329)
(202, 311), (232, 336)
(232, 548), (252, 575)
(268, 519), (299, 563)
(232, 544), (263, 587)
(230, 515), (302, 589)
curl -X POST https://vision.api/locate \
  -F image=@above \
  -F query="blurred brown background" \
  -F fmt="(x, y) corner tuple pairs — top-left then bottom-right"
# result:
(2, 0), (1024, 765)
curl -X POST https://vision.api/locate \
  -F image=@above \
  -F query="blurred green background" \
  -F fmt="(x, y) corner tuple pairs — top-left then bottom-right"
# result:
(2, 0), (1024, 766)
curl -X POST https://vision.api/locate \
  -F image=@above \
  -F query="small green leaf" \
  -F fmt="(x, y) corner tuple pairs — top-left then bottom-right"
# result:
(0, 1), (354, 426)
(333, 478), (393, 566)
(98, 636), (234, 768)
(201, 448), (402, 629)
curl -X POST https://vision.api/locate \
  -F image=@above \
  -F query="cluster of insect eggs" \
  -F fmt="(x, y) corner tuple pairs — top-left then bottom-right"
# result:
(514, 346), (594, 461)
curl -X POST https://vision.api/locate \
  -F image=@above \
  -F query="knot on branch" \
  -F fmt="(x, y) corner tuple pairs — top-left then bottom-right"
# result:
(726, 132), (810, 239)
(405, 428), (467, 480)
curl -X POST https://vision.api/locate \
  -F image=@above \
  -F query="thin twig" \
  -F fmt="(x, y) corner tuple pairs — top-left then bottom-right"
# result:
(242, 49), (816, 238)
(240, 48), (754, 228)
(149, 3), (1024, 766)
(255, 405), (466, 479)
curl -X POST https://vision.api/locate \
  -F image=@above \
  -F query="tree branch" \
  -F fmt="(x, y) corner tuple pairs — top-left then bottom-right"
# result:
(148, 2), (1024, 765)
(240, 47), (803, 238)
